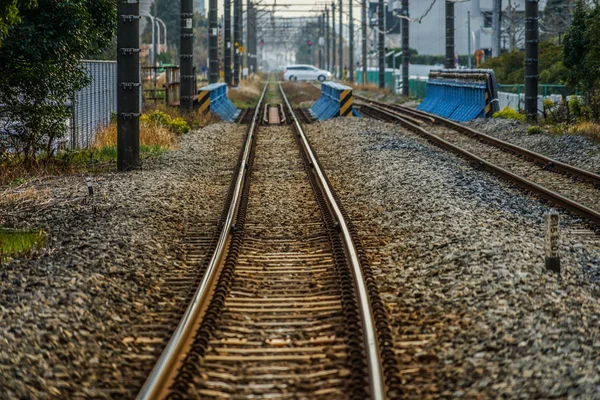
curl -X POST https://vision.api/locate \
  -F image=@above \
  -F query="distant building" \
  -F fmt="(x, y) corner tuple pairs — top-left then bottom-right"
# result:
(394, 0), (548, 56)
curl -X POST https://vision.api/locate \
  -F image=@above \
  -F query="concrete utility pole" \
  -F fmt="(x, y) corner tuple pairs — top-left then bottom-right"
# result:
(349, 0), (354, 81)
(361, 0), (367, 85)
(338, 0), (343, 78)
(332, 3), (336, 75)
(401, 0), (409, 96)
(224, 0), (232, 85)
(525, 0), (539, 120)
(468, 11), (472, 68)
(180, 0), (194, 112)
(326, 8), (330, 70)
(117, 0), (140, 171)
(378, 0), (385, 88)
(445, 0), (455, 69)
(209, 0), (219, 83)
(319, 15), (324, 69)
(233, 0), (241, 85)
(492, 0), (502, 57)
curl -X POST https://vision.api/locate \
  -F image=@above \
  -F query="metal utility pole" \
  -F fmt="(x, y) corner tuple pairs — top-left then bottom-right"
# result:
(234, 0), (241, 85)
(349, 0), (354, 81)
(445, 0), (455, 69)
(332, 3), (336, 75)
(326, 9), (330, 70)
(180, 0), (194, 111)
(401, 0), (409, 96)
(209, 0), (219, 83)
(378, 0), (384, 88)
(492, 0), (502, 57)
(117, 0), (140, 171)
(361, 0), (367, 85)
(525, 0), (539, 120)
(224, 0), (232, 85)
(338, 0), (343, 79)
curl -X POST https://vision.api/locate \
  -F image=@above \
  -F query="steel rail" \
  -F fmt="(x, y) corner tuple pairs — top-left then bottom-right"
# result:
(355, 95), (600, 187)
(279, 83), (386, 400)
(137, 83), (268, 400)
(363, 104), (600, 226)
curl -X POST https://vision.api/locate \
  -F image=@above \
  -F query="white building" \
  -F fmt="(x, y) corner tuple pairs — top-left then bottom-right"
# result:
(405, 0), (547, 56)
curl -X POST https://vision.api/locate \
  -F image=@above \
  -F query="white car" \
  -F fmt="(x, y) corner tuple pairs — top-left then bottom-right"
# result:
(283, 65), (332, 82)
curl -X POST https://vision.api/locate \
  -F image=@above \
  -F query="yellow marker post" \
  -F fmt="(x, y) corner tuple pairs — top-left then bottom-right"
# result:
(339, 88), (353, 117)
(198, 90), (211, 114)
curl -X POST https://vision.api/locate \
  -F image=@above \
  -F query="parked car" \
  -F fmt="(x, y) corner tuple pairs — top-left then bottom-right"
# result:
(283, 65), (332, 82)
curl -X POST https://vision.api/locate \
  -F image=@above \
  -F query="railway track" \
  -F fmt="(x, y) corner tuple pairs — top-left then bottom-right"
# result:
(356, 96), (600, 227)
(136, 83), (399, 399)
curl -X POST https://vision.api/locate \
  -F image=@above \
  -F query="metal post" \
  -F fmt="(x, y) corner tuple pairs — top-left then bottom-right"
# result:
(378, 0), (384, 88)
(361, 0), (367, 85)
(332, 3), (336, 75)
(224, 0), (232, 85)
(326, 9), (330, 70)
(349, 0), (354, 82)
(180, 0), (194, 111)
(338, 0), (343, 79)
(233, 0), (241, 85)
(401, 0), (409, 96)
(525, 0), (539, 120)
(209, 0), (219, 83)
(117, 0), (140, 171)
(445, 0), (455, 69)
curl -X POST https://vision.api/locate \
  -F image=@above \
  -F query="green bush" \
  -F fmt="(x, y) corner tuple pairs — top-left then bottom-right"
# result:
(493, 107), (526, 122)
(142, 110), (171, 127)
(140, 110), (191, 135)
(169, 117), (191, 134)
(527, 125), (544, 135)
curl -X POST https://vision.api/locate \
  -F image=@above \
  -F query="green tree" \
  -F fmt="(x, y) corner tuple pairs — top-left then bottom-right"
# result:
(0, 0), (115, 160)
(563, 0), (600, 119)
(0, 0), (36, 46)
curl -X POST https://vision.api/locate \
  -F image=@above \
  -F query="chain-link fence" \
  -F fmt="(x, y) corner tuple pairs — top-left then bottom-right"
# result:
(69, 60), (117, 149)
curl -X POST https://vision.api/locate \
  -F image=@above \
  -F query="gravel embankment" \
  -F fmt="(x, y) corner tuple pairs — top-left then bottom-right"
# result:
(0, 123), (245, 399)
(464, 118), (600, 175)
(306, 117), (600, 399)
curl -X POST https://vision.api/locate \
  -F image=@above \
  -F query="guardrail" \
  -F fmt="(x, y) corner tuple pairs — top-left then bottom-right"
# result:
(197, 83), (240, 122)
(309, 82), (360, 120)
(417, 69), (499, 122)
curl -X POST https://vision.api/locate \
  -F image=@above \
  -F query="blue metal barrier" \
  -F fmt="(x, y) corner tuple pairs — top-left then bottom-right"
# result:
(417, 69), (499, 122)
(197, 83), (240, 122)
(309, 82), (361, 120)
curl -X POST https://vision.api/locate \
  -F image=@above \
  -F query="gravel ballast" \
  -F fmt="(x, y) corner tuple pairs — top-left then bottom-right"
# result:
(306, 118), (600, 399)
(464, 118), (600, 175)
(0, 123), (245, 398)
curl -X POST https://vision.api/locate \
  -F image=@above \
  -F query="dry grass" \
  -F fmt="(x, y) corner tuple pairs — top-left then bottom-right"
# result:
(280, 82), (320, 106)
(94, 121), (176, 149)
(350, 83), (392, 95)
(229, 80), (263, 109)
(570, 121), (600, 142)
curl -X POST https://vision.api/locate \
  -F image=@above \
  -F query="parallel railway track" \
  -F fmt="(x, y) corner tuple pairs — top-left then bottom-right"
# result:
(136, 83), (399, 399)
(356, 96), (600, 226)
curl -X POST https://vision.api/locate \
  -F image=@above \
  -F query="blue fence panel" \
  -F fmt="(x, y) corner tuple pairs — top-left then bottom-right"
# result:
(198, 83), (240, 122)
(308, 82), (360, 120)
(417, 69), (498, 122)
